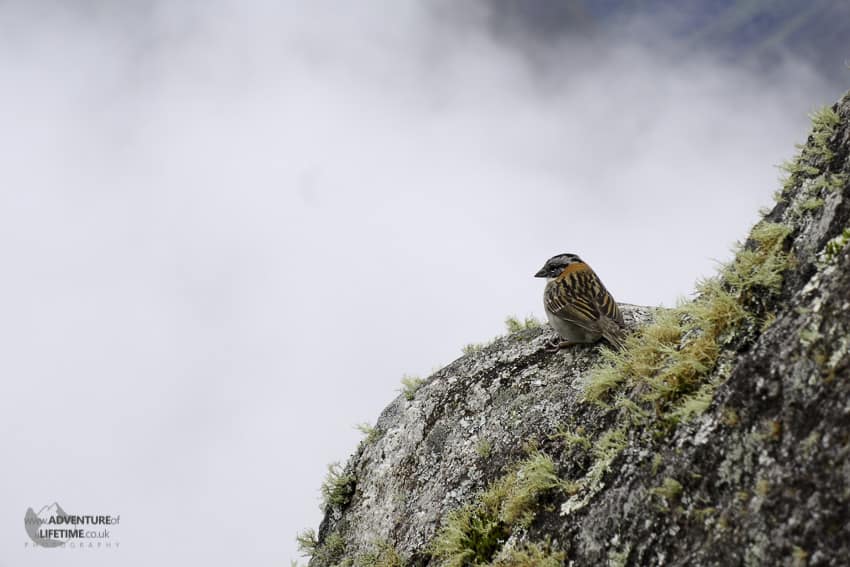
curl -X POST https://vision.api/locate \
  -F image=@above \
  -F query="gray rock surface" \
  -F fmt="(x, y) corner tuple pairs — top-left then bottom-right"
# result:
(304, 90), (850, 566)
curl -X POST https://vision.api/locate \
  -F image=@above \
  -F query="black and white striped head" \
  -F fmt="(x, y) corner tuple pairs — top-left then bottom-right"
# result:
(534, 253), (583, 278)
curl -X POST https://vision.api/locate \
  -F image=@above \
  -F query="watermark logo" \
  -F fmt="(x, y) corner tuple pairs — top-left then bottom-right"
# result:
(24, 502), (120, 549)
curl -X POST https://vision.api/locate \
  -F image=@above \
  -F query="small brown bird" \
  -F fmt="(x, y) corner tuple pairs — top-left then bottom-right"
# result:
(534, 253), (626, 351)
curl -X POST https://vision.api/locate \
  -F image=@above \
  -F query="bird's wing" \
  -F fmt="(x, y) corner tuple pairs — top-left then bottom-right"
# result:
(597, 281), (624, 326)
(545, 267), (624, 334)
(544, 273), (603, 334)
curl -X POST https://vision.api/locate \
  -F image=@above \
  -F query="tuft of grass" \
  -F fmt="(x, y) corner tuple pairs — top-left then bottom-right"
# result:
(321, 462), (356, 511)
(431, 452), (569, 566)
(297, 530), (347, 565)
(821, 227), (850, 265)
(549, 423), (591, 451)
(399, 375), (425, 401)
(799, 197), (824, 211)
(582, 218), (791, 425)
(358, 540), (404, 567)
(809, 172), (847, 194)
(464, 316), (544, 357)
(296, 528), (319, 557)
(731, 222), (793, 286)
(504, 315), (542, 333)
(491, 540), (565, 567)
(650, 477), (683, 506)
(807, 106), (840, 162)
(651, 454), (663, 476)
(668, 382), (715, 423)
(500, 452), (564, 526)
(593, 428), (627, 460)
(693, 507), (716, 522)
(431, 487), (510, 567)
(355, 422), (381, 445)
(558, 426), (628, 517)
(476, 438), (492, 459)
(583, 427), (628, 489)
(319, 533), (347, 565)
(778, 105), (840, 200)
(462, 343), (485, 355)
(592, 428), (626, 469)
(779, 158), (820, 188)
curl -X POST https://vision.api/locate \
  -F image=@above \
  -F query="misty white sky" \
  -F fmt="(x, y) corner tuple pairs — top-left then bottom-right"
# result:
(0, 1), (844, 566)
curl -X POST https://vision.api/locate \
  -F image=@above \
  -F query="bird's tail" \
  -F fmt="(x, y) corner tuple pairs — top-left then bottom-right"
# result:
(599, 316), (627, 351)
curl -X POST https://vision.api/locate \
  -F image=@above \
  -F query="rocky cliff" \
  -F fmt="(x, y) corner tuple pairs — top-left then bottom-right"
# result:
(299, 90), (850, 567)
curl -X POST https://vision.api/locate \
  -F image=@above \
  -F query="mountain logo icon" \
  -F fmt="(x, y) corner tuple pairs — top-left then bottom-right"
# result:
(24, 502), (70, 547)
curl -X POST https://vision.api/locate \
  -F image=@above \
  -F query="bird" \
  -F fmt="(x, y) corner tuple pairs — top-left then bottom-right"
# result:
(534, 253), (626, 351)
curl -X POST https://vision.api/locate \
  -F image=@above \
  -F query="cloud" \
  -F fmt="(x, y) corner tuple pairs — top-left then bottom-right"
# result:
(0, 1), (840, 565)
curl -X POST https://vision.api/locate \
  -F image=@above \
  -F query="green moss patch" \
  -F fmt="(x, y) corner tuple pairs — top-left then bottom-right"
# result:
(582, 219), (792, 424)
(431, 452), (569, 566)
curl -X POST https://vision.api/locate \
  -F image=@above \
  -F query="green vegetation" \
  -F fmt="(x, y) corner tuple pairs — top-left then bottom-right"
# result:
(462, 315), (544, 356)
(692, 507), (716, 522)
(650, 477), (683, 505)
(431, 452), (569, 566)
(504, 315), (542, 333)
(491, 540), (565, 566)
(296, 528), (319, 557)
(476, 438), (493, 459)
(549, 423), (591, 451)
(399, 375), (425, 401)
(779, 106), (840, 199)
(297, 531), (403, 567)
(806, 106), (840, 162)
(587, 427), (627, 487)
(358, 540), (404, 567)
(821, 227), (850, 264)
(582, 219), (792, 425)
(799, 197), (824, 211)
(296, 530), (347, 565)
(777, 105), (845, 221)
(799, 325), (821, 346)
(321, 462), (356, 510)
(667, 382), (715, 423)
(559, 426), (628, 517)
(355, 422), (381, 445)
(462, 343), (485, 355)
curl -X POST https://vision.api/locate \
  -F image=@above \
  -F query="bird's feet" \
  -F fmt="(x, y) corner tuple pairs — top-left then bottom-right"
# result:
(544, 338), (572, 353)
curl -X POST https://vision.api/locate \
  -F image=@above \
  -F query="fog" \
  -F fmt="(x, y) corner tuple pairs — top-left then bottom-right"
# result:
(0, 1), (840, 565)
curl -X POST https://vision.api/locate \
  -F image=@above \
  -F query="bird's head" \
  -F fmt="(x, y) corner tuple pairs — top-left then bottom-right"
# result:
(534, 253), (583, 278)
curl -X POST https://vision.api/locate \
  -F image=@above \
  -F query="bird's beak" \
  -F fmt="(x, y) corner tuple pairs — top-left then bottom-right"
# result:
(534, 267), (547, 278)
